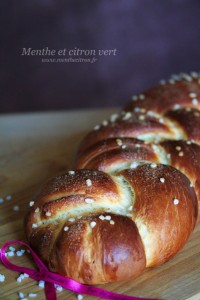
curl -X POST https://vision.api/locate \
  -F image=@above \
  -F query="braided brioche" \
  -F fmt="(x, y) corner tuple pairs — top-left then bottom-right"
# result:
(25, 72), (200, 285)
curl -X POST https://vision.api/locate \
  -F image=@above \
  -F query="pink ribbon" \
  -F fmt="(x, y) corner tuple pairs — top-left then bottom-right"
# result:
(0, 241), (160, 300)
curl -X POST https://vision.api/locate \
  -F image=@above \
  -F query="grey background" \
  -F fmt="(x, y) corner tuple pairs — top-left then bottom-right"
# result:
(1, 0), (200, 113)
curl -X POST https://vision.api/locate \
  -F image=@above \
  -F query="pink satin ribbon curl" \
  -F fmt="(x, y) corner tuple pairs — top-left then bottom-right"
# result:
(0, 241), (160, 300)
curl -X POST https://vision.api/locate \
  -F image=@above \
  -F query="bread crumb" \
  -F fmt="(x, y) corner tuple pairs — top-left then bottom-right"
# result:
(102, 120), (108, 126)
(189, 92), (197, 98)
(110, 114), (118, 122)
(28, 293), (37, 297)
(122, 112), (132, 120)
(68, 217), (75, 222)
(126, 213), (132, 217)
(19, 292), (25, 299)
(0, 274), (5, 282)
(16, 249), (26, 256)
(192, 99), (198, 105)
(16, 273), (29, 283)
(85, 198), (94, 204)
(150, 163), (157, 168)
(132, 95), (138, 101)
(173, 198), (179, 205)
(139, 115), (145, 121)
(94, 125), (100, 130)
(116, 139), (123, 146)
(45, 211), (51, 217)
(135, 144), (141, 148)
(7, 251), (14, 257)
(13, 205), (20, 211)
(90, 221), (96, 228)
(9, 246), (15, 252)
(55, 285), (63, 292)
(175, 146), (181, 151)
(173, 104), (181, 110)
(139, 94), (145, 100)
(86, 179), (92, 187)
(160, 178), (165, 183)
(68, 170), (75, 175)
(38, 280), (45, 288)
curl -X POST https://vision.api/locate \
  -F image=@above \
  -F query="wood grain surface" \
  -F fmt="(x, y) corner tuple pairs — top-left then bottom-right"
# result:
(0, 109), (199, 300)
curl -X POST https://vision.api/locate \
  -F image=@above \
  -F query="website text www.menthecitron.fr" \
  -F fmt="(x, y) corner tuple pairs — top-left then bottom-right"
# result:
(41, 57), (98, 63)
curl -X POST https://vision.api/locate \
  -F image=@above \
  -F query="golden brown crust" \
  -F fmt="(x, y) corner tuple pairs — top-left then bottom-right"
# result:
(25, 166), (198, 283)
(25, 72), (200, 285)
(75, 138), (160, 173)
(160, 140), (200, 222)
(77, 111), (183, 153)
(48, 214), (146, 284)
(124, 77), (200, 114)
(118, 164), (197, 267)
(165, 108), (200, 143)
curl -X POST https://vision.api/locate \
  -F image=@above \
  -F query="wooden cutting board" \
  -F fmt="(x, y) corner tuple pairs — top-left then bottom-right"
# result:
(0, 109), (199, 300)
